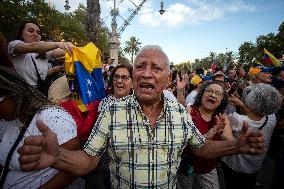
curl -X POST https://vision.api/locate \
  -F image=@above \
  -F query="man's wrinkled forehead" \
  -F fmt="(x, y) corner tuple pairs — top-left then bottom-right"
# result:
(135, 50), (169, 68)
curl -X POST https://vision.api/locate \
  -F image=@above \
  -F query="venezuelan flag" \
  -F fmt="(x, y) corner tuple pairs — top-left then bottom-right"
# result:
(264, 48), (281, 67)
(252, 58), (264, 67)
(65, 42), (106, 112)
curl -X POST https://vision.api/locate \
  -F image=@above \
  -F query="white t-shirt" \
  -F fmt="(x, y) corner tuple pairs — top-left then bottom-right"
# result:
(221, 112), (277, 174)
(0, 107), (78, 189)
(8, 40), (52, 86)
(185, 90), (198, 107)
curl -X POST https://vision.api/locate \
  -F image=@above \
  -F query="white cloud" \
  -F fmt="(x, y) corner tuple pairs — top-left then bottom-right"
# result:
(138, 0), (255, 28)
(225, 0), (255, 12)
(48, 0), (255, 30)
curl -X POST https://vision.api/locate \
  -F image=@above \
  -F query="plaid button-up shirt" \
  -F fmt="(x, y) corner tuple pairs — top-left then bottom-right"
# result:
(84, 94), (205, 189)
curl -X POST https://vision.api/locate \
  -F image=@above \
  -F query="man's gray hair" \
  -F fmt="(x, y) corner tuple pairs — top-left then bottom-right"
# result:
(244, 83), (282, 116)
(134, 45), (170, 69)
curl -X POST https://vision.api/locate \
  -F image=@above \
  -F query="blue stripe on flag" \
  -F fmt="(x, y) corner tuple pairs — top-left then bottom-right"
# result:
(74, 61), (105, 104)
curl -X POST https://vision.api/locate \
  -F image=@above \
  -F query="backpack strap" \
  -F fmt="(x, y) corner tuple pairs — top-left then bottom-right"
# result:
(31, 55), (42, 80)
(258, 116), (268, 131)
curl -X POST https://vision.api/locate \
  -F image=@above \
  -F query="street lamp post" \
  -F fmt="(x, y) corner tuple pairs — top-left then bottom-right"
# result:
(64, 0), (71, 12)
(159, 0), (165, 15)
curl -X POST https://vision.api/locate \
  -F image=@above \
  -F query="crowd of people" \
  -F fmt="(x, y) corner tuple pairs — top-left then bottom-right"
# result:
(0, 21), (284, 189)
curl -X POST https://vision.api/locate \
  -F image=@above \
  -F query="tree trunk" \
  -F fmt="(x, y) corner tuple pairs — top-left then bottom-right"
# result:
(87, 0), (100, 44)
(131, 51), (134, 64)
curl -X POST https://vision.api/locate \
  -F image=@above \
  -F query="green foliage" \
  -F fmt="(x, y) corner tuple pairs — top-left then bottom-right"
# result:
(0, 0), (111, 59)
(177, 20), (284, 72)
(118, 47), (131, 64)
(238, 23), (284, 69)
(96, 27), (110, 59)
(238, 41), (256, 67)
(0, 0), (30, 40)
(124, 36), (141, 64)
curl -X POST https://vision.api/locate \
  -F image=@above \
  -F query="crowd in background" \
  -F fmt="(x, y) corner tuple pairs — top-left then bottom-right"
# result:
(0, 21), (284, 189)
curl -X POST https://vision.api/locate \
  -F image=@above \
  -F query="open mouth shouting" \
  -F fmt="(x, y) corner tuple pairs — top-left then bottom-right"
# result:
(139, 82), (155, 93)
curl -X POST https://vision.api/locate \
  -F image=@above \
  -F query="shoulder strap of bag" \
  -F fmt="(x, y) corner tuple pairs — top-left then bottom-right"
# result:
(31, 55), (42, 80)
(258, 115), (268, 131)
(0, 114), (34, 188)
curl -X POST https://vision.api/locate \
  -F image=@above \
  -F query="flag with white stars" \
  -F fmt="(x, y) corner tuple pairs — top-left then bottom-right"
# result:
(74, 61), (105, 104)
(65, 42), (105, 111)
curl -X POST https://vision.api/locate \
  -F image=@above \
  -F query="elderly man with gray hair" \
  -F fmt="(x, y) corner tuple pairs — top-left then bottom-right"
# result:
(221, 83), (283, 189)
(18, 45), (265, 189)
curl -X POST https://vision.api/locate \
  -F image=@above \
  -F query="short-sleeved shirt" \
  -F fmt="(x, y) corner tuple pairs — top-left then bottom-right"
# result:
(0, 107), (78, 189)
(221, 113), (277, 174)
(8, 40), (52, 86)
(84, 94), (205, 189)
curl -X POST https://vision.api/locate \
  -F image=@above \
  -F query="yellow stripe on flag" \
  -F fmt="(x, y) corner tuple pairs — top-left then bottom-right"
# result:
(65, 42), (102, 74)
(264, 48), (281, 67)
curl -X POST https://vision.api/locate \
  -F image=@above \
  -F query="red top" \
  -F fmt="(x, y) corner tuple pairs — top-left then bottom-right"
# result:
(60, 99), (100, 144)
(190, 105), (219, 174)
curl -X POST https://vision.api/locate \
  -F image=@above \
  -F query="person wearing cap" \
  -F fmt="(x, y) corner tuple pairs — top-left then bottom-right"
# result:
(185, 75), (203, 107)
(242, 66), (273, 102)
(213, 70), (225, 82)
(0, 66), (84, 189)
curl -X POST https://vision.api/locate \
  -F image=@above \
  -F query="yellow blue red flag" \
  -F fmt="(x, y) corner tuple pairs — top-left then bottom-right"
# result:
(65, 42), (105, 111)
(264, 48), (281, 67)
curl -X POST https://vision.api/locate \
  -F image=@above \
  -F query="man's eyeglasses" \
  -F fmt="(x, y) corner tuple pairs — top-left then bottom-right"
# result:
(205, 88), (223, 97)
(113, 74), (131, 82)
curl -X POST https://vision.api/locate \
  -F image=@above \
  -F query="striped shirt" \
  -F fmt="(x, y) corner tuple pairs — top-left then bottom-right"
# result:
(84, 94), (205, 189)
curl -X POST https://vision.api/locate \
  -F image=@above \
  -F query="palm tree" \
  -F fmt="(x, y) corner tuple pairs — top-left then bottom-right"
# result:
(86, 0), (100, 43)
(124, 36), (141, 64)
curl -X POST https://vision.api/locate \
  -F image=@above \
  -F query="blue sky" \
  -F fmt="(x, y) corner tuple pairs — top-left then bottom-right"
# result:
(49, 0), (284, 64)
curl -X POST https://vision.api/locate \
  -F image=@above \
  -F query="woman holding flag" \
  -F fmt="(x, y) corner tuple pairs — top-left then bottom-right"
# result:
(8, 21), (74, 93)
